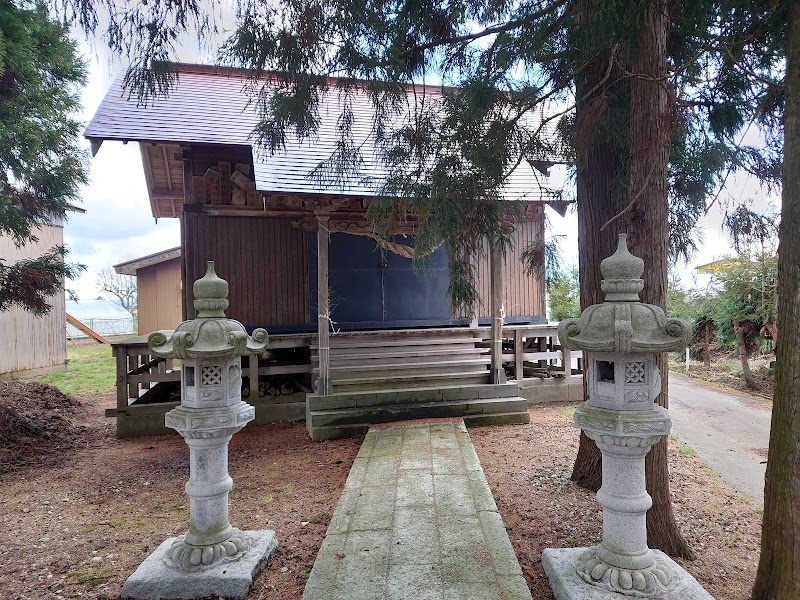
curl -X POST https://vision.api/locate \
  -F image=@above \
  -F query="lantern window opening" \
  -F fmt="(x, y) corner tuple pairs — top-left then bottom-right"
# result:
(185, 366), (195, 387)
(597, 360), (615, 382)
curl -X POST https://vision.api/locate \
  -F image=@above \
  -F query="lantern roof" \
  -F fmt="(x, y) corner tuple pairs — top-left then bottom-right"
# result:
(148, 261), (268, 359)
(558, 234), (689, 353)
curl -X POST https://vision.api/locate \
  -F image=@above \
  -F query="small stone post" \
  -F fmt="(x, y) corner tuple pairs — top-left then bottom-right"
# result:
(122, 262), (277, 600)
(542, 234), (713, 600)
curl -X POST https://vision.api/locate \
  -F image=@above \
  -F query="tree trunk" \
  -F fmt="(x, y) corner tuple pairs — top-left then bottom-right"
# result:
(703, 321), (711, 367)
(570, 0), (628, 492)
(571, 0), (692, 558)
(627, 1), (692, 559)
(752, 4), (800, 597)
(733, 320), (760, 391)
(764, 319), (778, 345)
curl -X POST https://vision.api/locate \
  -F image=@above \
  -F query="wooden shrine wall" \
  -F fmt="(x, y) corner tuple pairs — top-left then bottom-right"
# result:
(183, 212), (309, 327)
(475, 219), (546, 319)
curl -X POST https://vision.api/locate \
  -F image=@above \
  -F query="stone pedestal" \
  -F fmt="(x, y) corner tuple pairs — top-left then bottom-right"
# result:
(122, 531), (278, 600)
(161, 402), (257, 572)
(542, 548), (715, 600)
(570, 404), (676, 597)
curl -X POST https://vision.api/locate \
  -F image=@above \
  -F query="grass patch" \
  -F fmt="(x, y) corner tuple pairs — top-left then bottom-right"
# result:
(559, 405), (576, 417)
(701, 465), (718, 477)
(37, 343), (119, 396)
(68, 572), (106, 586)
(675, 444), (696, 457)
(300, 569), (311, 580)
(309, 512), (329, 524)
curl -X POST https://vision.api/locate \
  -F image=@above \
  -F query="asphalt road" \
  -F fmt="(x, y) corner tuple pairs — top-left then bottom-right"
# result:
(668, 373), (772, 506)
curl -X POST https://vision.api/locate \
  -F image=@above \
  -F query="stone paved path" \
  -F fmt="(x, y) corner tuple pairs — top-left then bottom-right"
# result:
(302, 420), (532, 600)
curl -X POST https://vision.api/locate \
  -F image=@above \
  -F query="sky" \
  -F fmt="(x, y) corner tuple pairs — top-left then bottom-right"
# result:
(65, 38), (779, 304)
(66, 50), (182, 301)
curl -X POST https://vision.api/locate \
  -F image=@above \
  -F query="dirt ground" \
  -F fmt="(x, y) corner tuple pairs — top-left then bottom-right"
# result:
(0, 382), (761, 599)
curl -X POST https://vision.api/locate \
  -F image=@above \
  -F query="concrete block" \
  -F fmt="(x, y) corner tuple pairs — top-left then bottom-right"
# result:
(121, 530), (277, 600)
(396, 472), (434, 507)
(308, 423), (369, 441)
(542, 547), (715, 600)
(466, 470), (498, 512)
(478, 383), (519, 398)
(478, 510), (523, 576)
(497, 575), (534, 600)
(387, 564), (443, 600)
(518, 375), (583, 405)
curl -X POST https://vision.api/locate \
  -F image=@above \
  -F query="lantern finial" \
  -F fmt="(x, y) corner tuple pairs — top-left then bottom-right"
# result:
(600, 234), (645, 302)
(193, 261), (229, 318)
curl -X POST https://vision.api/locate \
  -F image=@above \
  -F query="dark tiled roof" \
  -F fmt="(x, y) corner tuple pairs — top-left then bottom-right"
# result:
(85, 64), (558, 201)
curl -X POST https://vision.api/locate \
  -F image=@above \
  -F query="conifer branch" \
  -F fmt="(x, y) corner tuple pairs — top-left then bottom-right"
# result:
(397, 0), (570, 59)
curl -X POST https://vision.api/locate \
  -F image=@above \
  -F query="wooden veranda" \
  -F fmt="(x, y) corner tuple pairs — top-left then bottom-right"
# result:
(109, 325), (574, 438)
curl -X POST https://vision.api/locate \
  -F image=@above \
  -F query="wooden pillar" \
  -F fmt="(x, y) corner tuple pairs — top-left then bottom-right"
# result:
(317, 215), (333, 395)
(180, 148), (192, 321)
(490, 243), (506, 384)
(514, 329), (524, 382)
(114, 346), (128, 411)
(248, 354), (259, 399)
(561, 346), (572, 376)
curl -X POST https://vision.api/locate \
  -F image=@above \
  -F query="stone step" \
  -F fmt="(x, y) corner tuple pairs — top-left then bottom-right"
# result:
(308, 409), (531, 442)
(463, 411), (532, 427)
(331, 371), (491, 392)
(307, 423), (370, 442)
(315, 359), (491, 379)
(307, 397), (529, 428)
(307, 382), (520, 411)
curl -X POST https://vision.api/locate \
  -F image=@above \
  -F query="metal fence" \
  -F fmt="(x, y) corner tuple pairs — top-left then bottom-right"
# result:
(66, 317), (137, 339)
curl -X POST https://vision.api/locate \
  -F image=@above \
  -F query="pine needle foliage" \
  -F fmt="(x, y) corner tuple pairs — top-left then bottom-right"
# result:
(60, 0), (787, 313)
(0, 1), (87, 314)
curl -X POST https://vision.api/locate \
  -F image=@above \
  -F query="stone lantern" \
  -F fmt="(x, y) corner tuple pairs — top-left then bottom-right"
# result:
(122, 262), (277, 600)
(542, 235), (711, 600)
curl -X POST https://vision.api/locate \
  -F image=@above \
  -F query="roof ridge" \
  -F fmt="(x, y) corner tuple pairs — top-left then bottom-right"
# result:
(156, 61), (450, 96)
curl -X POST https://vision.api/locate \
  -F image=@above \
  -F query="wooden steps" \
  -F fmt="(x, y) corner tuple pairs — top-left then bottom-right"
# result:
(306, 330), (529, 440)
(318, 359), (490, 379)
(312, 330), (491, 394)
